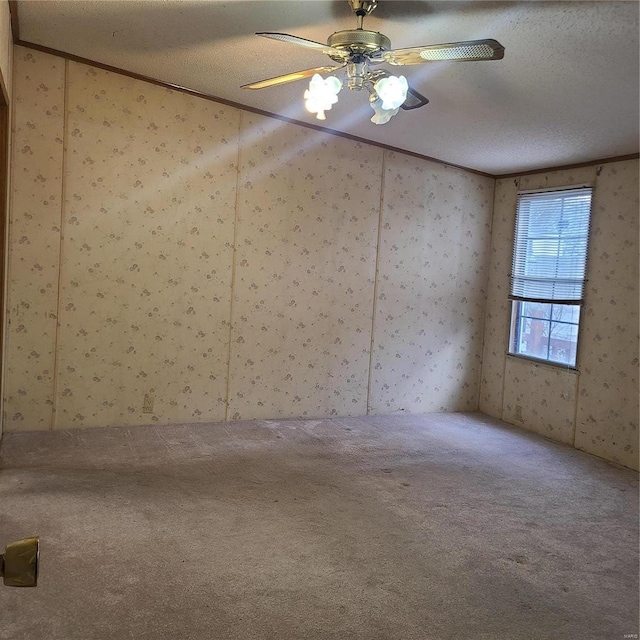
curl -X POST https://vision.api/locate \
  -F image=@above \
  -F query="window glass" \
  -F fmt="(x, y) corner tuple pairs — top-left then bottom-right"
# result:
(509, 187), (591, 367)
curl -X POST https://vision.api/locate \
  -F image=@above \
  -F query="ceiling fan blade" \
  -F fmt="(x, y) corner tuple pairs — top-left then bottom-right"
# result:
(400, 87), (429, 111)
(383, 39), (505, 65)
(257, 32), (348, 59)
(241, 65), (346, 90)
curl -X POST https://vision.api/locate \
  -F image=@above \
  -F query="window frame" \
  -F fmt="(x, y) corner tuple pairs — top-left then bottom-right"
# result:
(507, 184), (594, 370)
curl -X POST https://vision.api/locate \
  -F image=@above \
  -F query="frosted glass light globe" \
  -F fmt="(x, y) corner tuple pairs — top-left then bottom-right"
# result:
(304, 74), (342, 120)
(369, 95), (400, 125)
(373, 75), (408, 111)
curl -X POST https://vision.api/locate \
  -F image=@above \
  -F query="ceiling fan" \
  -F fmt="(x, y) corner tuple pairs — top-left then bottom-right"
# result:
(242, 0), (505, 125)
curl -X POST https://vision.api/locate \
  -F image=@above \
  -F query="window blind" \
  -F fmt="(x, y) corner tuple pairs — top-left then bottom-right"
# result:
(509, 187), (592, 303)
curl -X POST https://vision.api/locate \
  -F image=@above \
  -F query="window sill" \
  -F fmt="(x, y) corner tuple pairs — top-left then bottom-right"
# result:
(506, 352), (580, 373)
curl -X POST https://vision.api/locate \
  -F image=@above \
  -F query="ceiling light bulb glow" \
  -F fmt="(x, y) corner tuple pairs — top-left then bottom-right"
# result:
(369, 94), (400, 125)
(304, 74), (342, 120)
(373, 75), (408, 111)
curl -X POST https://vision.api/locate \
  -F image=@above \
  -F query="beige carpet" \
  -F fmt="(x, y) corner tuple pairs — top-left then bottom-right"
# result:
(0, 412), (638, 639)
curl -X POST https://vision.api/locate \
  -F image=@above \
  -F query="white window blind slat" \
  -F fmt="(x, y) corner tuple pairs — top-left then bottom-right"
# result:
(509, 187), (593, 303)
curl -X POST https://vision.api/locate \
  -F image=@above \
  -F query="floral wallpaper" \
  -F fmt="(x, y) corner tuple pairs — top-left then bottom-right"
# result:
(480, 162), (639, 470)
(7, 47), (636, 471)
(501, 357), (578, 444)
(478, 177), (516, 418)
(369, 152), (494, 414)
(55, 61), (239, 428)
(5, 46), (495, 431)
(0, 6), (11, 439)
(227, 114), (381, 420)
(4, 49), (65, 431)
(574, 160), (639, 469)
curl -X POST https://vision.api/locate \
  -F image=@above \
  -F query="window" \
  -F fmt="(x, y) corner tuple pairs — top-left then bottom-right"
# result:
(508, 186), (593, 367)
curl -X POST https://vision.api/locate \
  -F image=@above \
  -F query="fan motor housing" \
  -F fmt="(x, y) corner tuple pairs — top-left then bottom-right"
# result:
(327, 30), (390, 57)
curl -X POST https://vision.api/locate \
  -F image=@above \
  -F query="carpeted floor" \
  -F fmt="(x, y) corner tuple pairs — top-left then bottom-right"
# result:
(0, 412), (637, 640)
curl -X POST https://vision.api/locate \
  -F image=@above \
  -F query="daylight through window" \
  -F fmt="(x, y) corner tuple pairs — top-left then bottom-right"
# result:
(508, 186), (593, 367)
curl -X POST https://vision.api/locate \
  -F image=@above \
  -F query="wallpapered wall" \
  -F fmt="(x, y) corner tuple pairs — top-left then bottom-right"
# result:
(369, 152), (491, 413)
(480, 161), (640, 471)
(4, 46), (494, 432)
(0, 1), (12, 440)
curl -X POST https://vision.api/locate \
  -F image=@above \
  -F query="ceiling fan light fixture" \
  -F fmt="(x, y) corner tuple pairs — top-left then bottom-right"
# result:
(373, 75), (408, 110)
(246, 2), (504, 124)
(304, 74), (342, 120)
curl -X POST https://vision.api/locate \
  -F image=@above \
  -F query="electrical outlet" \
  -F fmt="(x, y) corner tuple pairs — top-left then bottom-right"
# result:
(143, 394), (154, 414)
(514, 405), (523, 421)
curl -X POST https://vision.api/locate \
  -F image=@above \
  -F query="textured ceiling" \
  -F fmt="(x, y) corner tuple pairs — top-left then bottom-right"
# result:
(15, 0), (640, 175)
